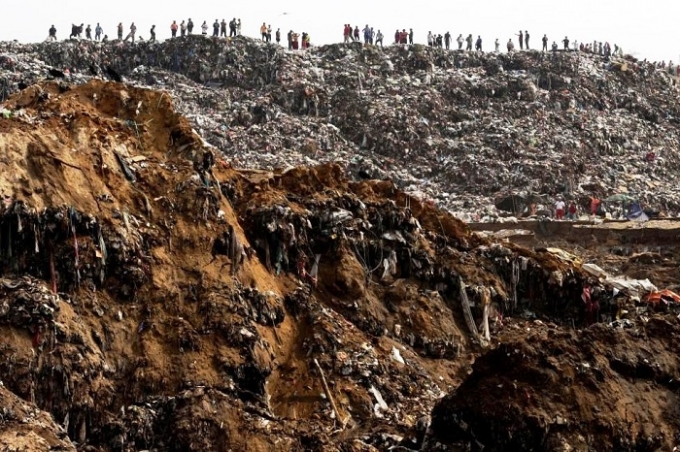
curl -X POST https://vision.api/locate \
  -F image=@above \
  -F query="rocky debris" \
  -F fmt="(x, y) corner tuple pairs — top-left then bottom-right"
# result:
(428, 316), (680, 452)
(1, 39), (680, 220)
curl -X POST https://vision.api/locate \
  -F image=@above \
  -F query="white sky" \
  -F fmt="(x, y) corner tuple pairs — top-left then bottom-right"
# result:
(2, 0), (679, 62)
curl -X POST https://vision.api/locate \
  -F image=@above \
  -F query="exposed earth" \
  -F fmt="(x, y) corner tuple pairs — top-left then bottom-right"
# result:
(0, 42), (679, 452)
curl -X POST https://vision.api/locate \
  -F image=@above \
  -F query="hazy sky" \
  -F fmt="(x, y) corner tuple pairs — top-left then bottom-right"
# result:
(3, 0), (679, 62)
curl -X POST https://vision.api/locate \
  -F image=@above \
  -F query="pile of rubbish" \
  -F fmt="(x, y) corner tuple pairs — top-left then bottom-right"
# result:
(1, 38), (680, 221)
(0, 78), (619, 450)
(428, 316), (680, 452)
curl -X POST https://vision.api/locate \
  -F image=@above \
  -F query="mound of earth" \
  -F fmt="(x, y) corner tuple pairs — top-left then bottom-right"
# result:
(429, 317), (680, 451)
(0, 79), (606, 451)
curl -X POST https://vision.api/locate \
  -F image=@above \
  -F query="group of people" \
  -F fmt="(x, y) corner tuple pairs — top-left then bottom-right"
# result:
(47, 20), (636, 64)
(342, 24), (385, 48)
(170, 18), (242, 38)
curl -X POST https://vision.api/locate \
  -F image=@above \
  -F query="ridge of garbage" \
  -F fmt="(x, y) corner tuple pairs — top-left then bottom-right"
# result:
(2, 37), (680, 221)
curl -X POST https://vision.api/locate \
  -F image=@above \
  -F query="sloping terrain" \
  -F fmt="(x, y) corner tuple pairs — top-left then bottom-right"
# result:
(429, 316), (680, 452)
(1, 38), (680, 220)
(0, 80), (600, 450)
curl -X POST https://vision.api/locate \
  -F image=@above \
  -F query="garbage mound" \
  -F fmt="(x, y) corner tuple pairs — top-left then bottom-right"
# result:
(1, 38), (680, 220)
(0, 79), (611, 450)
(429, 316), (680, 452)
(0, 384), (75, 452)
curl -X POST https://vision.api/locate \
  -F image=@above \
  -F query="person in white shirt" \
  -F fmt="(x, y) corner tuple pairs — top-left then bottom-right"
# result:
(554, 199), (566, 220)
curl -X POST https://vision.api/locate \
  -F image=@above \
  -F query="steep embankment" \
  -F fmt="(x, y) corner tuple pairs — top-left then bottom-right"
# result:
(0, 80), (599, 450)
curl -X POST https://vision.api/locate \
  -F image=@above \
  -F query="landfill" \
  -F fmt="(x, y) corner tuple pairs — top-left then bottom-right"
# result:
(0, 37), (679, 451)
(1, 38), (680, 222)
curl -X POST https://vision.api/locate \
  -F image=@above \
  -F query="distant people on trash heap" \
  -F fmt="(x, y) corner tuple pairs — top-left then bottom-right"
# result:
(70, 23), (84, 39)
(554, 197), (566, 220)
(47, 25), (57, 41)
(46, 19), (633, 58)
(123, 22), (136, 42)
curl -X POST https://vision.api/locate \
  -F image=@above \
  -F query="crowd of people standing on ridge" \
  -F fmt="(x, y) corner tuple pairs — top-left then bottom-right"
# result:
(47, 19), (315, 49)
(45, 20), (652, 67)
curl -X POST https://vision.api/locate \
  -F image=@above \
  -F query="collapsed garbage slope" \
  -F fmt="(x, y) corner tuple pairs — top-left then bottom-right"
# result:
(429, 317), (680, 452)
(0, 80), (602, 450)
(1, 38), (680, 218)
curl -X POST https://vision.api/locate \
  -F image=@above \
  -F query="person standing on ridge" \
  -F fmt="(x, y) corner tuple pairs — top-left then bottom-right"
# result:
(47, 25), (57, 41)
(95, 23), (102, 41)
(267, 25), (272, 42)
(409, 28), (414, 45)
(180, 20), (186, 37)
(563, 36), (570, 51)
(375, 29), (384, 48)
(343, 24), (350, 43)
(117, 23), (123, 40)
(457, 34), (463, 50)
(276, 28), (281, 44)
(507, 38), (515, 52)
(524, 30), (530, 49)
(212, 20), (219, 37)
(494, 38), (500, 52)
(542, 34), (548, 52)
(261, 22), (267, 41)
(237, 19), (242, 35)
(220, 19), (227, 37)
(287, 29), (293, 49)
(554, 198), (566, 220)
(475, 35), (482, 52)
(516, 30), (523, 50)
(427, 31), (433, 46)
(85, 25), (92, 40)
(353, 25), (360, 41)
(465, 34), (473, 51)
(171, 21), (178, 38)
(444, 31), (451, 50)
(187, 18), (194, 35)
(123, 22), (136, 42)
(201, 21), (208, 35)
(229, 18), (237, 37)
(149, 25), (156, 42)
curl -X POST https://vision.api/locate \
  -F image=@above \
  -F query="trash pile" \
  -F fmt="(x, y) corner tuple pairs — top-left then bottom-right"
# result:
(428, 316), (680, 452)
(0, 71), (678, 450)
(1, 38), (680, 221)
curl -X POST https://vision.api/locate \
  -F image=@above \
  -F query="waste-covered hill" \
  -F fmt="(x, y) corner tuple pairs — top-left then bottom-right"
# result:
(429, 316), (680, 452)
(0, 79), (603, 450)
(1, 38), (680, 220)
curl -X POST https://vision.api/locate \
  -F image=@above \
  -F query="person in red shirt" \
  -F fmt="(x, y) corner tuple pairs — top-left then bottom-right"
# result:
(567, 201), (578, 220)
(343, 24), (350, 43)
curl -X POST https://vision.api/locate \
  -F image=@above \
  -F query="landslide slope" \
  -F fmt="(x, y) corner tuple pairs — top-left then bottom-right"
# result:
(0, 80), (594, 450)
(1, 38), (680, 216)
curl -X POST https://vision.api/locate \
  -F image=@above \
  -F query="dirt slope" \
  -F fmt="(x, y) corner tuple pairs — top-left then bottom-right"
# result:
(0, 79), (674, 451)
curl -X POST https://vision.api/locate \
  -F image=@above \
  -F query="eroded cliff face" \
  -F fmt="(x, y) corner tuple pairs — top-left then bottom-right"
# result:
(0, 79), (606, 451)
